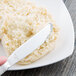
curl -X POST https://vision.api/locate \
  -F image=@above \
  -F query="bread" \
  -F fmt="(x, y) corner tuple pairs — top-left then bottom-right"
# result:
(0, 0), (59, 65)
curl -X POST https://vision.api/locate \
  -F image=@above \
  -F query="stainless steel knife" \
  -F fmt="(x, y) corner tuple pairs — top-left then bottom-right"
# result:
(0, 23), (53, 75)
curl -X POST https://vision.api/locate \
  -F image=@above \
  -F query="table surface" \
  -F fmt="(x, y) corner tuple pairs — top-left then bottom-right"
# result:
(2, 0), (76, 76)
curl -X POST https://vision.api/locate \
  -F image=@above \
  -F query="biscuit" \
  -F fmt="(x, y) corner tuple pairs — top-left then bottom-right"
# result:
(0, 0), (59, 65)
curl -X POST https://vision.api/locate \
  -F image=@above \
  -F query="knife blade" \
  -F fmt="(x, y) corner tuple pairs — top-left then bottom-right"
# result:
(0, 23), (53, 75)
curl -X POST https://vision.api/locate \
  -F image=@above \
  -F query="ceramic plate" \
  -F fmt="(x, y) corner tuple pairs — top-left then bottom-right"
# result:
(0, 0), (74, 70)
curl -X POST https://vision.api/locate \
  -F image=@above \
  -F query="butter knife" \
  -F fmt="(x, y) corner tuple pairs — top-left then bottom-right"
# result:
(0, 23), (53, 75)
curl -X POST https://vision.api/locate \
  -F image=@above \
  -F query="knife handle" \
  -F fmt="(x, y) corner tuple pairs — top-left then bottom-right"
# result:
(0, 62), (10, 76)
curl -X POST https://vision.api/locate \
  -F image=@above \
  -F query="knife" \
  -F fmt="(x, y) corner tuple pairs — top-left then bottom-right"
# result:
(0, 23), (53, 75)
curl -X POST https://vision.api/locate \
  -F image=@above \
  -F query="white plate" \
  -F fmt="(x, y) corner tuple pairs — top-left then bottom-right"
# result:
(0, 0), (74, 70)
